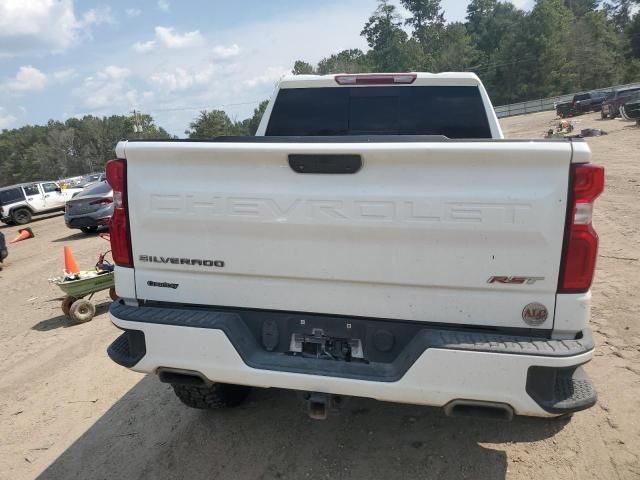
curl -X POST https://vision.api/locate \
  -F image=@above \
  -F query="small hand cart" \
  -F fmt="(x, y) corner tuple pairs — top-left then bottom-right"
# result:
(51, 234), (117, 323)
(53, 272), (118, 322)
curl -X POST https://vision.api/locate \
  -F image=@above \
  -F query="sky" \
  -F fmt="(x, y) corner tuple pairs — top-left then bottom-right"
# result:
(0, 0), (533, 136)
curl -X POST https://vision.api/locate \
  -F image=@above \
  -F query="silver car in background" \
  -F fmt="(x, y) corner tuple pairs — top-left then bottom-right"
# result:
(64, 181), (113, 234)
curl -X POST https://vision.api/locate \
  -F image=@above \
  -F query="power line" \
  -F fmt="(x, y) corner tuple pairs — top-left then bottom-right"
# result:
(141, 98), (268, 114)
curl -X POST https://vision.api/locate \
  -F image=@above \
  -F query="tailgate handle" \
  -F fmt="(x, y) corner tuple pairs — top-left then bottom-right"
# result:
(288, 154), (362, 174)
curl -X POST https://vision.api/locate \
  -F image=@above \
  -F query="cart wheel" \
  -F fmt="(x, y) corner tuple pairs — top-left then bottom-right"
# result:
(61, 296), (76, 315)
(69, 299), (96, 323)
(109, 287), (119, 301)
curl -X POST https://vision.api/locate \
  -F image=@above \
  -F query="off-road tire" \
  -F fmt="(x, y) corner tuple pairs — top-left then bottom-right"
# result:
(12, 208), (32, 225)
(172, 383), (251, 409)
(68, 299), (96, 323)
(81, 226), (98, 234)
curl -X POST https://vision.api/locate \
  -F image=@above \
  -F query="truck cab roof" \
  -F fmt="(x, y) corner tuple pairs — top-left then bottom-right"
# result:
(257, 72), (501, 138)
(277, 72), (483, 89)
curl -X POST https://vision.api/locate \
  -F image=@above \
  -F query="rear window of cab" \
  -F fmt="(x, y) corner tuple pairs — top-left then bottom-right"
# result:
(266, 86), (492, 139)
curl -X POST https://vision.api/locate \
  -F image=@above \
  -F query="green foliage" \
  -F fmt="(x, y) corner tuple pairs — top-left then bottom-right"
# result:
(0, 102), (269, 185)
(317, 49), (372, 74)
(292, 60), (315, 75)
(436, 22), (481, 71)
(185, 110), (237, 138)
(292, 0), (639, 106)
(564, 0), (599, 17)
(0, 114), (172, 187)
(401, 0), (446, 65)
(572, 10), (623, 88)
(525, 0), (577, 97)
(360, 0), (427, 71)
(186, 100), (269, 139)
(626, 12), (640, 58)
(233, 100), (270, 136)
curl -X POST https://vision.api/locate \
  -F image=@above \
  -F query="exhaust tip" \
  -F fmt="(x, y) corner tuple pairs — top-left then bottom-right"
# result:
(444, 400), (514, 421)
(158, 368), (208, 386)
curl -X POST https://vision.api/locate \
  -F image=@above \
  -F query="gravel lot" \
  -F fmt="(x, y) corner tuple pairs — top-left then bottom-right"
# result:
(0, 111), (638, 480)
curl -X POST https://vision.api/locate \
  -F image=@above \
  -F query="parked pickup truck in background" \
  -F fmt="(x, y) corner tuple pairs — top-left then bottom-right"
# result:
(107, 72), (603, 420)
(556, 91), (608, 118)
(0, 181), (83, 225)
(601, 87), (640, 119)
(620, 94), (640, 122)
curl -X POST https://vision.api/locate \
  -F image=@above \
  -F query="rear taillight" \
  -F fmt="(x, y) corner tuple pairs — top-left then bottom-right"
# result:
(89, 198), (113, 205)
(106, 159), (132, 267)
(334, 73), (416, 85)
(558, 163), (604, 293)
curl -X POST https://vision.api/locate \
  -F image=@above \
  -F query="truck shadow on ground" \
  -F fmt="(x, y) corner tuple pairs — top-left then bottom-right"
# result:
(38, 375), (568, 480)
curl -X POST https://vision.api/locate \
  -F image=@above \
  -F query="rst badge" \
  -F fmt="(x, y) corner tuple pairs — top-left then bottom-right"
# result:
(487, 276), (544, 285)
(522, 303), (548, 326)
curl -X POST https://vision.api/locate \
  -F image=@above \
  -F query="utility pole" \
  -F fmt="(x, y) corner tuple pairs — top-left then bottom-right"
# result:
(130, 109), (142, 138)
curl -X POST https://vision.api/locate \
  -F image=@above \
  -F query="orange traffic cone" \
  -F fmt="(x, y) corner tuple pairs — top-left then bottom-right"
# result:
(9, 227), (35, 244)
(64, 246), (80, 275)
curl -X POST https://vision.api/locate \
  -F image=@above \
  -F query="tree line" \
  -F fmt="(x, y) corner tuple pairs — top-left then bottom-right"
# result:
(2, 0), (639, 187)
(0, 102), (268, 187)
(293, 0), (640, 104)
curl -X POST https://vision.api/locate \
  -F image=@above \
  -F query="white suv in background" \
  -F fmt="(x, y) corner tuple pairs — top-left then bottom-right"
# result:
(0, 181), (82, 225)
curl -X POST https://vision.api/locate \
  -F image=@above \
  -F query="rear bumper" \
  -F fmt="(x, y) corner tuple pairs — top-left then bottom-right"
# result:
(65, 215), (111, 229)
(108, 302), (596, 417)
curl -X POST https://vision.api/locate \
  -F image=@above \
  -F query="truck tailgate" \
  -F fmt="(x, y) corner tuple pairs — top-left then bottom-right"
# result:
(122, 140), (573, 330)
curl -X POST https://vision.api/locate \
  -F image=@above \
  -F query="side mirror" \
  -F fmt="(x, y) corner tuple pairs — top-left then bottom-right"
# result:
(55, 187), (62, 193)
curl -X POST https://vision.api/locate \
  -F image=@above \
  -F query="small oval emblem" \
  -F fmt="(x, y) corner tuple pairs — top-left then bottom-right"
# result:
(522, 303), (548, 326)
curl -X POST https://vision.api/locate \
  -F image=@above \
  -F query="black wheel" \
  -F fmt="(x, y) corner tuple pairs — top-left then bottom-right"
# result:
(172, 383), (251, 409)
(12, 208), (32, 225)
(80, 226), (98, 234)
(68, 299), (96, 323)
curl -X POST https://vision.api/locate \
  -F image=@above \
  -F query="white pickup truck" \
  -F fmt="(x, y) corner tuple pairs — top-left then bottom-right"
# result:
(107, 73), (603, 420)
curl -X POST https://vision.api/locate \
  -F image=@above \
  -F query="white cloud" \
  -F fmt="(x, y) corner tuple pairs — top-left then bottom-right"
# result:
(510, 0), (534, 9)
(126, 8), (142, 18)
(243, 66), (288, 89)
(79, 6), (113, 28)
(133, 40), (156, 53)
(212, 44), (241, 60)
(6, 66), (48, 91)
(52, 68), (76, 82)
(0, 0), (111, 56)
(102, 66), (131, 80)
(76, 66), (132, 109)
(0, 108), (17, 129)
(155, 26), (204, 49)
(150, 64), (216, 92)
(157, 0), (170, 12)
(103, 0), (375, 134)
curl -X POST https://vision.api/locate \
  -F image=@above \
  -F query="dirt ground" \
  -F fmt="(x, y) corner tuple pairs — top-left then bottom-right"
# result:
(0, 111), (638, 480)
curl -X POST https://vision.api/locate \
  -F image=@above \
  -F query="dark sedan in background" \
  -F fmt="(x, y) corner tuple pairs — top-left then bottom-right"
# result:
(64, 181), (113, 234)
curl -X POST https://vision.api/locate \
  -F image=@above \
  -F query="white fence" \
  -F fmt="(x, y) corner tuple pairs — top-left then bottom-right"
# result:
(493, 82), (640, 118)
